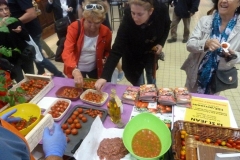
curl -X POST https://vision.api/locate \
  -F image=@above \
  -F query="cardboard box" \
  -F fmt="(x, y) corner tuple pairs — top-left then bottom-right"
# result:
(0, 74), (54, 112)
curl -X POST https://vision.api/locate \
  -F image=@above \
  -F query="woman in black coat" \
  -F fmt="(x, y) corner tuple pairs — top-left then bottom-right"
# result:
(95, 0), (170, 89)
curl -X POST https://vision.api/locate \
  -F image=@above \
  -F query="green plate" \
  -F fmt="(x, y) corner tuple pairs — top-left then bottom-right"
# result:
(123, 113), (171, 160)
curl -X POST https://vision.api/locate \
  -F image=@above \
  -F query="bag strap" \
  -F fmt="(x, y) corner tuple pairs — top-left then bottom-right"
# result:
(75, 20), (81, 45)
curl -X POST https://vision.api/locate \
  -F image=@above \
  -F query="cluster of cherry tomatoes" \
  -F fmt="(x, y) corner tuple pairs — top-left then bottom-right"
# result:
(83, 80), (95, 89)
(59, 88), (80, 99)
(20, 79), (49, 97)
(48, 100), (70, 118)
(61, 108), (104, 142)
(83, 91), (103, 103)
(179, 129), (240, 160)
(10, 116), (37, 131)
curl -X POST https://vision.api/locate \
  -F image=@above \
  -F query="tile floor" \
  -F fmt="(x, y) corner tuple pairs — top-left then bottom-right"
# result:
(43, 0), (240, 127)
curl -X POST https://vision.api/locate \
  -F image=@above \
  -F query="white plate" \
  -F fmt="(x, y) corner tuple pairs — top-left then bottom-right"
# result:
(80, 89), (108, 106)
(43, 98), (71, 121)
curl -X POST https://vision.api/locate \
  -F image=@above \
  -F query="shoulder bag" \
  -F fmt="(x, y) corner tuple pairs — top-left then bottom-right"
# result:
(55, 16), (71, 39)
(211, 67), (238, 93)
(55, 20), (81, 63)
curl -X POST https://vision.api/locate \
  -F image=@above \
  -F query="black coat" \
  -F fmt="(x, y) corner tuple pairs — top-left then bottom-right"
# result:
(173, 0), (200, 18)
(101, 1), (171, 85)
(46, 0), (77, 22)
(0, 20), (30, 64)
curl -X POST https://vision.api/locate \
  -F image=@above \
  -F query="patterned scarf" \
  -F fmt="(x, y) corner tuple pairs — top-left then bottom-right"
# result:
(197, 12), (237, 94)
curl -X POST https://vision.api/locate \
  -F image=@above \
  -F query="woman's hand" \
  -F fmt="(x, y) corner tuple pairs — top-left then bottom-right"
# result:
(67, 7), (73, 12)
(152, 44), (163, 55)
(12, 26), (22, 33)
(72, 69), (83, 87)
(95, 78), (107, 91)
(205, 39), (221, 51)
(224, 48), (237, 62)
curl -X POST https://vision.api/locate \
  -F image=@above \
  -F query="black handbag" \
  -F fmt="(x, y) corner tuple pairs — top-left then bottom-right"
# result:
(211, 67), (238, 93)
(54, 16), (71, 39)
(21, 45), (36, 60)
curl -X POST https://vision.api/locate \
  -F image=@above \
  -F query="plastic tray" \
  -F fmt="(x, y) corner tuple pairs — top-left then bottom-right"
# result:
(60, 104), (108, 157)
(82, 78), (97, 90)
(55, 86), (83, 101)
(43, 98), (71, 121)
(80, 89), (108, 107)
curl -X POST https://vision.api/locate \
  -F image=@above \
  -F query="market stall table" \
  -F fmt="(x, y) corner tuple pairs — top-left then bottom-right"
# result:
(32, 77), (238, 159)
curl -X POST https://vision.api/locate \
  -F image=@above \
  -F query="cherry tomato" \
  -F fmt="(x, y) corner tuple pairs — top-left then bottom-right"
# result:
(61, 124), (68, 130)
(75, 123), (82, 129)
(81, 116), (87, 123)
(226, 143), (233, 148)
(71, 129), (78, 135)
(206, 138), (211, 144)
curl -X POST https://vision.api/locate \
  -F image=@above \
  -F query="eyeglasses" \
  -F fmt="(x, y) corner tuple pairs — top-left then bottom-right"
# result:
(84, 4), (104, 11)
(0, 7), (9, 13)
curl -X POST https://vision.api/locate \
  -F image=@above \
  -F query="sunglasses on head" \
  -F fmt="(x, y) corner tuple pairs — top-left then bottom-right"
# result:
(141, 0), (153, 5)
(84, 4), (104, 11)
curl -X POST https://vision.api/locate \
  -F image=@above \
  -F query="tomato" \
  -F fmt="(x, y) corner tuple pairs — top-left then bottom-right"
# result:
(180, 150), (186, 156)
(236, 145), (240, 149)
(236, 140), (240, 145)
(78, 108), (83, 114)
(70, 123), (76, 129)
(228, 138), (234, 144)
(194, 135), (200, 141)
(78, 114), (83, 119)
(226, 143), (232, 148)
(67, 118), (73, 124)
(65, 129), (71, 135)
(181, 134), (185, 139)
(73, 111), (79, 116)
(75, 123), (82, 129)
(181, 140), (185, 146)
(216, 139), (222, 145)
(71, 128), (78, 135)
(81, 116), (87, 123)
(180, 130), (187, 135)
(221, 141), (226, 146)
(166, 106), (172, 112)
(73, 119), (79, 124)
(180, 155), (185, 160)
(61, 124), (68, 130)
(206, 138), (211, 144)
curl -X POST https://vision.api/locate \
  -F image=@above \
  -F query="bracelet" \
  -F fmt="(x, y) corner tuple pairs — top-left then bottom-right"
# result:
(72, 68), (79, 76)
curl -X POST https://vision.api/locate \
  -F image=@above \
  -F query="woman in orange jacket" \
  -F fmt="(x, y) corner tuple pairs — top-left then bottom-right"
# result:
(62, 0), (112, 87)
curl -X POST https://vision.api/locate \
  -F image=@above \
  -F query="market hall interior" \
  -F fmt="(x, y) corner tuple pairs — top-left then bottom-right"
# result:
(43, 0), (240, 127)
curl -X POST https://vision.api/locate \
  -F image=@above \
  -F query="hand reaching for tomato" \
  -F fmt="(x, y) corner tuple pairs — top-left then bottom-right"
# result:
(0, 108), (21, 123)
(43, 123), (67, 158)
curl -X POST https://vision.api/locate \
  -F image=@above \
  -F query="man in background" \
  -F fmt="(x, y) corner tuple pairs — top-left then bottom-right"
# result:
(167, 0), (200, 43)
(7, 0), (64, 77)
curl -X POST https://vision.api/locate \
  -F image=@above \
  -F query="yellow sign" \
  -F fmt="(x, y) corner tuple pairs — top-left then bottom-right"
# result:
(184, 97), (230, 127)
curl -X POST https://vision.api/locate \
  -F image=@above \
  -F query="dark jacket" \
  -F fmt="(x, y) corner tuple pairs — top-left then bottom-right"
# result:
(173, 0), (200, 18)
(0, 20), (30, 64)
(101, 1), (171, 85)
(46, 0), (76, 22)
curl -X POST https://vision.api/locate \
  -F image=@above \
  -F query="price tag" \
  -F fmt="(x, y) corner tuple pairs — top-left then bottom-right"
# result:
(147, 102), (157, 109)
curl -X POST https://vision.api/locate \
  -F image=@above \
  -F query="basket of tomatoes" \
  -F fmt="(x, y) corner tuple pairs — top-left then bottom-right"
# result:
(172, 120), (240, 160)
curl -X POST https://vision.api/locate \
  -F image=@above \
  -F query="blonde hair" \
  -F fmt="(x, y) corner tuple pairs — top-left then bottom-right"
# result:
(128, 0), (153, 11)
(82, 0), (107, 22)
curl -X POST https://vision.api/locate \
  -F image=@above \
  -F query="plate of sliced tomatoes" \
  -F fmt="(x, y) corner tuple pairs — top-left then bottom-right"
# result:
(80, 89), (108, 106)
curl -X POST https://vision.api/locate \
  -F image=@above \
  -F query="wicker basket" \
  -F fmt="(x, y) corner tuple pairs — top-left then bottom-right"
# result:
(172, 120), (240, 160)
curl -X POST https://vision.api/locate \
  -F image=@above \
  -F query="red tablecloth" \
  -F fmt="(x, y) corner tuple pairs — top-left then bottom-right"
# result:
(45, 77), (133, 128)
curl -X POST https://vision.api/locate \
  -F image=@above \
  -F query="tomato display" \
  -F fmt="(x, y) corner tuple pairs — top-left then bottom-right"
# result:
(83, 80), (96, 89)
(48, 100), (70, 119)
(179, 129), (240, 160)
(61, 107), (104, 136)
(83, 91), (103, 103)
(60, 88), (80, 99)
(10, 116), (38, 131)
(20, 79), (49, 98)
